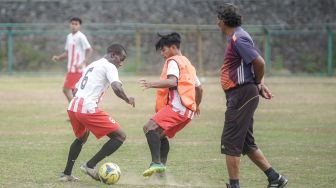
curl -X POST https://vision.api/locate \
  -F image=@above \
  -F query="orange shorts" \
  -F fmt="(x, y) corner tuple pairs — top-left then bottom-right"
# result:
(63, 72), (82, 89)
(151, 105), (192, 138)
(67, 109), (120, 139)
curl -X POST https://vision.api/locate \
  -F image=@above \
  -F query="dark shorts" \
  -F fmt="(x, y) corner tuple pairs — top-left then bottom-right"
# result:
(221, 84), (259, 156)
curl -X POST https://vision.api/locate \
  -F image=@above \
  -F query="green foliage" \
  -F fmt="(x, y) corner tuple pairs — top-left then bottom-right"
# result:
(273, 55), (284, 70)
(13, 41), (51, 71)
(298, 52), (325, 73)
(119, 46), (137, 73)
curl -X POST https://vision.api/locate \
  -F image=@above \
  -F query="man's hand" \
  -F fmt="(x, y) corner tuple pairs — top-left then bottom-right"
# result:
(72, 88), (78, 96)
(257, 84), (273, 100)
(51, 55), (60, 62)
(195, 106), (201, 116)
(83, 59), (89, 66)
(139, 79), (151, 89)
(127, 97), (135, 107)
(139, 76), (177, 89)
(77, 63), (87, 72)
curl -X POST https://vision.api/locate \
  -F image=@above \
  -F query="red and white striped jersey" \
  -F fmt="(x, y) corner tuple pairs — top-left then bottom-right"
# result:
(68, 58), (121, 114)
(65, 31), (91, 73)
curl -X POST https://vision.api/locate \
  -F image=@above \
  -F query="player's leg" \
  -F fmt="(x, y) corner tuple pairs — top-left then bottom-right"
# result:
(244, 119), (288, 188)
(63, 131), (90, 175)
(63, 87), (73, 102)
(86, 129), (126, 168)
(78, 110), (123, 181)
(221, 107), (244, 188)
(222, 84), (260, 188)
(225, 155), (240, 187)
(60, 111), (89, 181)
(142, 119), (166, 177)
(153, 136), (170, 179)
(158, 116), (191, 166)
(63, 72), (82, 102)
(244, 118), (272, 171)
(143, 119), (163, 164)
(143, 106), (191, 177)
(248, 148), (287, 188)
(160, 137), (169, 165)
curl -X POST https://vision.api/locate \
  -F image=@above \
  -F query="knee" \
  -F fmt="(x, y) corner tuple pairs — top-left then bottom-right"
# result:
(109, 130), (126, 143)
(74, 138), (83, 145)
(117, 131), (126, 142)
(143, 120), (156, 134)
(143, 125), (148, 134)
(78, 131), (90, 144)
(62, 87), (68, 94)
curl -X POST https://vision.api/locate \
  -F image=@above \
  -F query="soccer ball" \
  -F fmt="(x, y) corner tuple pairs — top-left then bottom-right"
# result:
(98, 162), (121, 185)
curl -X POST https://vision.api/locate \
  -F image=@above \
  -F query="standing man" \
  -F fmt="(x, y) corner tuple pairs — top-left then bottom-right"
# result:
(140, 32), (203, 178)
(216, 4), (288, 188)
(52, 17), (93, 103)
(59, 44), (135, 181)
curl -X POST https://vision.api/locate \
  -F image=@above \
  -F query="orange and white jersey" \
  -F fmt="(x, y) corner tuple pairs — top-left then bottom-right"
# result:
(65, 31), (91, 73)
(167, 60), (201, 118)
(68, 58), (121, 114)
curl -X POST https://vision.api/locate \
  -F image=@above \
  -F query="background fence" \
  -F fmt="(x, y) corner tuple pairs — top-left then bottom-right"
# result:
(0, 23), (335, 76)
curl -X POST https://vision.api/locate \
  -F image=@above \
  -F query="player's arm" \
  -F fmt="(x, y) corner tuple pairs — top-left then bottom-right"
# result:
(83, 47), (93, 65)
(140, 75), (177, 89)
(81, 35), (93, 65)
(111, 81), (135, 107)
(194, 75), (203, 115)
(52, 51), (68, 62)
(195, 85), (203, 116)
(252, 56), (273, 100)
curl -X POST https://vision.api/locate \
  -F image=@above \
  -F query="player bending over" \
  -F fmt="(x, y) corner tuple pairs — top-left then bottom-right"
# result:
(140, 32), (203, 178)
(59, 44), (135, 182)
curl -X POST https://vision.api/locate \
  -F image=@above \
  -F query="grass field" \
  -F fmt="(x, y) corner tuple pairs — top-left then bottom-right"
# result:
(0, 76), (335, 188)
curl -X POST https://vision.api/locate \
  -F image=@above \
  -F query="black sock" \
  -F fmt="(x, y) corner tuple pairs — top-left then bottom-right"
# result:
(86, 138), (123, 168)
(264, 167), (279, 182)
(145, 130), (161, 164)
(160, 137), (169, 165)
(229, 179), (240, 188)
(64, 139), (83, 175)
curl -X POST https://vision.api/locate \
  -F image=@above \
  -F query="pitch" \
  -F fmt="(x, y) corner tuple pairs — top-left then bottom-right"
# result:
(0, 76), (335, 188)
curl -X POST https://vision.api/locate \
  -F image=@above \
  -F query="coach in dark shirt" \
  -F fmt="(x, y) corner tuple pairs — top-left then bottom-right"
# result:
(217, 4), (288, 188)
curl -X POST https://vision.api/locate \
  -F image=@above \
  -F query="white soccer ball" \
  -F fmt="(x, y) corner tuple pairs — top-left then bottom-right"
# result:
(98, 162), (121, 185)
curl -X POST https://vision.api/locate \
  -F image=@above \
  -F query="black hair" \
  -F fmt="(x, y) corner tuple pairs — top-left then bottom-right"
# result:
(155, 32), (181, 51)
(107, 43), (127, 56)
(216, 3), (242, 27)
(70, 17), (82, 25)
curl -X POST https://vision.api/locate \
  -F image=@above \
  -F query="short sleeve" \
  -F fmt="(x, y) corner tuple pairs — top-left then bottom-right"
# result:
(80, 34), (91, 50)
(195, 76), (201, 87)
(106, 63), (121, 84)
(234, 37), (259, 64)
(166, 60), (179, 78)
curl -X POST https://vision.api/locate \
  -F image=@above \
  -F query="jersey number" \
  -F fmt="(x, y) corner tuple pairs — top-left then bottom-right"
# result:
(80, 67), (94, 89)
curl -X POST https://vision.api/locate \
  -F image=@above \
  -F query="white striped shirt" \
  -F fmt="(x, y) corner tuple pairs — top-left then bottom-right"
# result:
(68, 58), (121, 113)
(65, 31), (91, 73)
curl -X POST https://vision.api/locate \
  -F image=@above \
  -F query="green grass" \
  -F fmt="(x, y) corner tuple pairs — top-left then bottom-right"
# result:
(0, 76), (335, 188)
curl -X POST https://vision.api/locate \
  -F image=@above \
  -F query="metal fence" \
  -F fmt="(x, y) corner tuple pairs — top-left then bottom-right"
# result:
(0, 23), (334, 76)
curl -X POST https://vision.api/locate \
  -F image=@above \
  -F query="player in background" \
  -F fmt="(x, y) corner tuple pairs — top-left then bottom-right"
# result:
(59, 44), (135, 181)
(52, 17), (93, 103)
(216, 4), (288, 188)
(140, 32), (203, 178)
